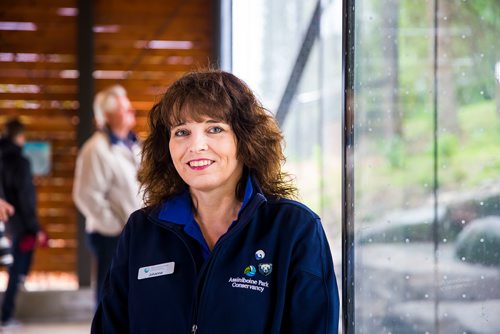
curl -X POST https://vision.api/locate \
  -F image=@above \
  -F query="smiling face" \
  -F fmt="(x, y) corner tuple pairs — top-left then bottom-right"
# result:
(169, 115), (244, 195)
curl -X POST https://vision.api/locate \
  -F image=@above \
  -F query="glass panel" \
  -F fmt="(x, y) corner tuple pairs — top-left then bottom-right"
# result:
(232, 0), (317, 110)
(352, 0), (500, 332)
(436, 1), (500, 333)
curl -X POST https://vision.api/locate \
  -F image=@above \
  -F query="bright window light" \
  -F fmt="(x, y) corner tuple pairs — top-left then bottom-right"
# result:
(0, 22), (37, 31)
(93, 70), (130, 79)
(59, 70), (79, 79)
(94, 25), (120, 33)
(0, 84), (40, 93)
(57, 7), (78, 16)
(135, 40), (194, 50)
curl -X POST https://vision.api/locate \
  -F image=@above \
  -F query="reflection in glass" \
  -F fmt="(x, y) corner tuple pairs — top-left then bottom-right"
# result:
(352, 0), (500, 332)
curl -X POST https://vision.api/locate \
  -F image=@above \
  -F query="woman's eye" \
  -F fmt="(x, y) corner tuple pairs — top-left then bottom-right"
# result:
(208, 126), (223, 134)
(174, 129), (189, 137)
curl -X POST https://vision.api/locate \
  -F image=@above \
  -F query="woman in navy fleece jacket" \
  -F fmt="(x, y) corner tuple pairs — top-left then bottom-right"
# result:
(91, 70), (339, 334)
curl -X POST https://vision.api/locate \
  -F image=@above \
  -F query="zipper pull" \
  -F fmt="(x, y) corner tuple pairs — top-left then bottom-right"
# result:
(191, 324), (198, 333)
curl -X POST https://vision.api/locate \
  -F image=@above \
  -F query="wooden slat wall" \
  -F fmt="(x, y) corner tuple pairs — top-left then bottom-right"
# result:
(0, 0), (212, 274)
(0, 0), (79, 273)
(94, 0), (213, 139)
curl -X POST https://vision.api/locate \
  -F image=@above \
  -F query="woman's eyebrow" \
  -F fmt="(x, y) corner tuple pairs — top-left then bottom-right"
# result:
(171, 119), (225, 127)
(171, 121), (186, 128)
(205, 119), (224, 124)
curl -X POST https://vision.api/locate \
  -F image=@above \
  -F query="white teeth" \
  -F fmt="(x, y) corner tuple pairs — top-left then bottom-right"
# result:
(189, 160), (212, 167)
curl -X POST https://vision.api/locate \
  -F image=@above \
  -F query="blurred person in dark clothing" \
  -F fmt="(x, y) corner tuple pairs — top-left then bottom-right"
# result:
(0, 118), (46, 326)
(0, 138), (14, 222)
(0, 145), (14, 267)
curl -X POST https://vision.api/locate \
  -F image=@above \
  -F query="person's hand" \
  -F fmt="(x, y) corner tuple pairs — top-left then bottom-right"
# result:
(0, 199), (14, 221)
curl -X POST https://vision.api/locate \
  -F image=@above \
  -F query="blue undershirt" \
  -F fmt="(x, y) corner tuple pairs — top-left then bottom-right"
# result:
(105, 127), (137, 149)
(158, 176), (253, 260)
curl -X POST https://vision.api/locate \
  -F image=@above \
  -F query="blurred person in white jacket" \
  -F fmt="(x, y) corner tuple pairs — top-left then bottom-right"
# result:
(73, 85), (142, 305)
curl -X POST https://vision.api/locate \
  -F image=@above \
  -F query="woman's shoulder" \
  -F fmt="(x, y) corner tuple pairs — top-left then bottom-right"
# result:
(264, 196), (320, 221)
(126, 207), (156, 228)
(122, 207), (167, 240)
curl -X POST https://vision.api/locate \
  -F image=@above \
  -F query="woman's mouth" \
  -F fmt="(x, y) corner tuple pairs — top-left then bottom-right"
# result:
(188, 159), (214, 170)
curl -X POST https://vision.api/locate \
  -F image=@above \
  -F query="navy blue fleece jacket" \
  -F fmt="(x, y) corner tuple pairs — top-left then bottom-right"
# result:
(91, 178), (339, 333)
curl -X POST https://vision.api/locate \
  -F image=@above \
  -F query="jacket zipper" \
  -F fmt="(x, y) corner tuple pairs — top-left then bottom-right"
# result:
(189, 194), (266, 332)
(189, 240), (218, 334)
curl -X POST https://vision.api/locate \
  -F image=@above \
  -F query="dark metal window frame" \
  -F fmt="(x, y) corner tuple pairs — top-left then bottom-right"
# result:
(342, 0), (355, 331)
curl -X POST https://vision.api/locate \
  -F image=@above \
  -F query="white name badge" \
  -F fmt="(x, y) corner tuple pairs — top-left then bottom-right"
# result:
(138, 262), (175, 280)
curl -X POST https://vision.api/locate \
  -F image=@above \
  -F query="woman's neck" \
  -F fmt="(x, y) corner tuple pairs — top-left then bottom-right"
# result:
(190, 189), (242, 250)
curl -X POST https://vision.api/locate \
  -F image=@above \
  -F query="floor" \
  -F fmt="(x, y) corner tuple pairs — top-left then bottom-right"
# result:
(0, 274), (94, 334)
(0, 322), (90, 333)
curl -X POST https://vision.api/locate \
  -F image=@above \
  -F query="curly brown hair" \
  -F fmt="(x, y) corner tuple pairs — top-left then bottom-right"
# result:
(138, 69), (297, 207)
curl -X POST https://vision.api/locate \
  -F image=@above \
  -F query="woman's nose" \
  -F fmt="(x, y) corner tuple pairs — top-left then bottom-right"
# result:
(189, 133), (208, 152)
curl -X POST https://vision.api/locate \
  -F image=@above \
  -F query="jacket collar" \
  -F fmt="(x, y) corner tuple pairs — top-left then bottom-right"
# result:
(103, 126), (137, 146)
(157, 174), (256, 226)
(153, 175), (262, 259)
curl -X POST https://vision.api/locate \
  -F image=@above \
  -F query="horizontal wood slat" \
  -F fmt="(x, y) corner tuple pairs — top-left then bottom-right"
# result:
(0, 61), (206, 72)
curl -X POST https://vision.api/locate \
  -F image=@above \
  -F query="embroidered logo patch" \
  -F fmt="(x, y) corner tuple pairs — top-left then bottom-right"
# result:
(244, 265), (256, 277)
(255, 250), (266, 260)
(258, 263), (273, 276)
